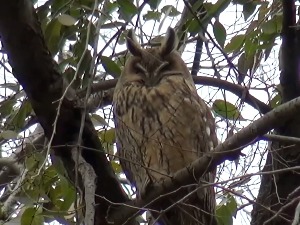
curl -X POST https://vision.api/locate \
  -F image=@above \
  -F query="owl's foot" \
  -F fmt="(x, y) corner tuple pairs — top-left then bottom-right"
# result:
(140, 176), (153, 199)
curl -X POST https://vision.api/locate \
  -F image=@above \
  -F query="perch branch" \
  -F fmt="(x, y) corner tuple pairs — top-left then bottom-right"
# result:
(108, 95), (300, 224)
(80, 76), (271, 114)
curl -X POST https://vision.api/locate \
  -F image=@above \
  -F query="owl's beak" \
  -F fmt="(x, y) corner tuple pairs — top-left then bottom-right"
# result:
(146, 71), (182, 87)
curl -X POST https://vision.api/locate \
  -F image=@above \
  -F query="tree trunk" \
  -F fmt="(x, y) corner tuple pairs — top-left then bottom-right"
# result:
(251, 1), (300, 224)
(0, 1), (130, 224)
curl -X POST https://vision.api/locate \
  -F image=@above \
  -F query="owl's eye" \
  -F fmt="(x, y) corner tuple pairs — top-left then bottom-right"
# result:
(134, 78), (145, 85)
(160, 62), (171, 72)
(135, 63), (147, 75)
(153, 61), (170, 77)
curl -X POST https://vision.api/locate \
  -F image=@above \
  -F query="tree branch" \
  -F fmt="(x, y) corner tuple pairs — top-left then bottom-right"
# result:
(108, 95), (300, 224)
(81, 76), (271, 114)
(192, 76), (272, 114)
(0, 1), (129, 224)
(280, 0), (299, 101)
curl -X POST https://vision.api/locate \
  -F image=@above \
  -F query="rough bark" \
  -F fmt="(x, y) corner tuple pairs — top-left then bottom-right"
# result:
(0, 1), (129, 224)
(251, 1), (300, 225)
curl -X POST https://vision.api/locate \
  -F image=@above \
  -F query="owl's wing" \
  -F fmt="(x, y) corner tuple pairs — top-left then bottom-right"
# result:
(113, 85), (150, 194)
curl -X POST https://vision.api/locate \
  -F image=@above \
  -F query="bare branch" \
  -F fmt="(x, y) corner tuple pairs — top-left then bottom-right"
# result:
(263, 134), (300, 144)
(72, 147), (97, 225)
(82, 76), (271, 114)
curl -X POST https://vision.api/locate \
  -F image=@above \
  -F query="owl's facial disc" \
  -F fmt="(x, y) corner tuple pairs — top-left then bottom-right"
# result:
(134, 60), (181, 87)
(133, 62), (159, 86)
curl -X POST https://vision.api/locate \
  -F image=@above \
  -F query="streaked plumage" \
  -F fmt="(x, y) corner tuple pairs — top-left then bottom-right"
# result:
(113, 28), (217, 225)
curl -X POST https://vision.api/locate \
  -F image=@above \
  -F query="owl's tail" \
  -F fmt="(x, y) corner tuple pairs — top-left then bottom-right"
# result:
(149, 185), (217, 225)
(148, 171), (217, 225)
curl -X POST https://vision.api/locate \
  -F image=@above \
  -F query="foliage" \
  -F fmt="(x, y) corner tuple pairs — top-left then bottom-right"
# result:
(0, 0), (283, 224)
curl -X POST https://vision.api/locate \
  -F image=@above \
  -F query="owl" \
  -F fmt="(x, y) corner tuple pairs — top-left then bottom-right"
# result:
(113, 28), (218, 225)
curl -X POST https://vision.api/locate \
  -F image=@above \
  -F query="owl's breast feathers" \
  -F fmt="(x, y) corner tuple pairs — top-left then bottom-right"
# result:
(113, 28), (217, 225)
(113, 76), (217, 193)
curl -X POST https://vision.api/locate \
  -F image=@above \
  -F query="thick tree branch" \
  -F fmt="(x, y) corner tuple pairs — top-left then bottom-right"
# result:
(109, 95), (300, 224)
(252, 2), (300, 225)
(280, 0), (299, 101)
(0, 1), (129, 224)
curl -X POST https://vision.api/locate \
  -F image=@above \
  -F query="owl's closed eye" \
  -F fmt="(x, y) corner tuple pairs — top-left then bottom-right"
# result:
(113, 27), (218, 225)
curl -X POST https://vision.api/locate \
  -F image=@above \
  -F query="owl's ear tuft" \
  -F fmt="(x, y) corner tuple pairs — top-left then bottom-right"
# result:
(160, 27), (177, 56)
(126, 29), (143, 57)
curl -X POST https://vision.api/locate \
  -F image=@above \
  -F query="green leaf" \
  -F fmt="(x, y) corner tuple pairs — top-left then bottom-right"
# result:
(78, 0), (95, 8)
(99, 128), (116, 144)
(99, 128), (116, 156)
(237, 53), (247, 83)
(258, 3), (269, 23)
(243, 2), (257, 21)
(227, 195), (238, 218)
(101, 56), (121, 77)
(237, 53), (247, 74)
(161, 5), (180, 17)
(58, 14), (77, 26)
(147, 0), (162, 10)
(224, 34), (245, 53)
(187, 19), (202, 36)
(244, 36), (259, 56)
(73, 41), (86, 59)
(61, 24), (78, 41)
(36, 3), (50, 22)
(205, 0), (231, 19)
(143, 11), (161, 21)
(274, 14), (283, 33)
(25, 152), (44, 171)
(0, 130), (18, 140)
(246, 20), (258, 35)
(59, 184), (75, 211)
(261, 19), (277, 34)
(216, 195), (237, 225)
(0, 99), (15, 118)
(48, 175), (75, 212)
(42, 165), (59, 190)
(44, 19), (63, 55)
(21, 207), (44, 225)
(213, 21), (226, 47)
(77, 50), (92, 77)
(117, 0), (138, 21)
(212, 99), (243, 120)
(91, 114), (109, 126)
(111, 161), (122, 173)
(11, 100), (32, 130)
(51, 0), (69, 15)
(77, 20), (97, 46)
(216, 204), (233, 225)
(269, 94), (281, 108)
(69, 7), (81, 19)
(106, 1), (119, 14)
(258, 32), (276, 42)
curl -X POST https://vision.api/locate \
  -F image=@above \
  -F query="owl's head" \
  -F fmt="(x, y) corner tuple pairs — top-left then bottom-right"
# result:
(118, 28), (191, 87)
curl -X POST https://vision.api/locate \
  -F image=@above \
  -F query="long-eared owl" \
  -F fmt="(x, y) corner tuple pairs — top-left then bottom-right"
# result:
(113, 28), (218, 225)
